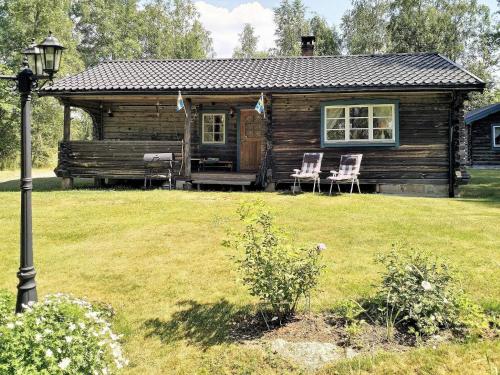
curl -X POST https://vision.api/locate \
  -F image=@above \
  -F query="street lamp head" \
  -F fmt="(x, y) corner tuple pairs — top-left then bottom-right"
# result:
(38, 31), (65, 78)
(22, 39), (45, 77)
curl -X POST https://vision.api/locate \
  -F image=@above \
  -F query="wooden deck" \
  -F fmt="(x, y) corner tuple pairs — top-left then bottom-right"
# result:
(191, 172), (257, 190)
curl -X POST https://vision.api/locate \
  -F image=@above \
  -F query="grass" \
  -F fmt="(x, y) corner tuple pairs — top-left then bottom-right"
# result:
(0, 168), (499, 374)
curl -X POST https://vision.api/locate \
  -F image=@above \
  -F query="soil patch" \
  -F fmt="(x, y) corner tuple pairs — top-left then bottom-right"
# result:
(230, 312), (465, 370)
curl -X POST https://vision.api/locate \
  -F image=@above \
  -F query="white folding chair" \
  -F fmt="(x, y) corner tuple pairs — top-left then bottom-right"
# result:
(291, 153), (324, 194)
(327, 154), (363, 194)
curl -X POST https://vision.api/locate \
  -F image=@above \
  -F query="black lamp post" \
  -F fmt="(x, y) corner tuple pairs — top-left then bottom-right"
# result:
(0, 32), (64, 313)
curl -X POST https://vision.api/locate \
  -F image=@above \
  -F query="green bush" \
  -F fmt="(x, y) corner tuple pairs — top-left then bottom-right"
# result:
(371, 247), (488, 338)
(0, 290), (14, 325)
(224, 202), (325, 321)
(0, 292), (128, 374)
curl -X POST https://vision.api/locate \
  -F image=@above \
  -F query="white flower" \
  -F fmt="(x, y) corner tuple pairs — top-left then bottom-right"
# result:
(316, 243), (327, 252)
(78, 322), (86, 329)
(68, 323), (76, 332)
(15, 321), (22, 326)
(45, 349), (53, 358)
(35, 333), (43, 342)
(58, 358), (71, 370)
(65, 336), (73, 343)
(421, 280), (433, 291)
(6, 323), (15, 329)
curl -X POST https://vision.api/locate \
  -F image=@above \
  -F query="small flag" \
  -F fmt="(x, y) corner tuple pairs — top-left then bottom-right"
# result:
(176, 91), (185, 113)
(255, 92), (265, 118)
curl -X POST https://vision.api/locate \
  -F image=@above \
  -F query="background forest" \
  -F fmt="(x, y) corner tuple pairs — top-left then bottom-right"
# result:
(0, 0), (498, 169)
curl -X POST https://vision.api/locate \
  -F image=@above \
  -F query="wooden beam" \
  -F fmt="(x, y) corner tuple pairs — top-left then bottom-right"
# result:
(183, 99), (192, 178)
(63, 103), (71, 141)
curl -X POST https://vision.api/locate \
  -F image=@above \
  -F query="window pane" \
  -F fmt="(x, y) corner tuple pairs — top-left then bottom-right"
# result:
(494, 126), (500, 146)
(327, 119), (345, 129)
(373, 129), (393, 140)
(373, 117), (393, 129)
(214, 133), (223, 142)
(204, 115), (214, 125)
(214, 124), (221, 132)
(350, 118), (369, 129)
(205, 124), (213, 133)
(327, 130), (345, 140)
(373, 106), (392, 117)
(350, 106), (368, 117)
(350, 129), (369, 139)
(204, 133), (214, 142)
(326, 107), (345, 118)
(213, 115), (223, 123)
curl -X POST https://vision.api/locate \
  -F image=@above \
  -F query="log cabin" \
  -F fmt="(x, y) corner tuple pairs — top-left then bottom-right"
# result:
(39, 37), (485, 196)
(465, 103), (500, 167)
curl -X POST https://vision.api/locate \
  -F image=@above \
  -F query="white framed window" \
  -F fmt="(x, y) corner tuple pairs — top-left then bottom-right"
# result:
(493, 124), (500, 148)
(323, 103), (397, 145)
(202, 113), (226, 144)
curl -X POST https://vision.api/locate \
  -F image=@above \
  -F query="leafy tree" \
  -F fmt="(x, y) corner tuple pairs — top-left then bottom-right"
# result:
(139, 0), (213, 59)
(233, 23), (268, 58)
(71, 0), (143, 66)
(309, 15), (342, 56)
(168, 0), (214, 59)
(273, 0), (310, 56)
(233, 24), (259, 58)
(341, 0), (389, 54)
(0, 0), (84, 167)
(387, 0), (492, 61)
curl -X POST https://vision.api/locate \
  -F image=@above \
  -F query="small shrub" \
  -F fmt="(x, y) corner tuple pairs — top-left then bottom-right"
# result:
(0, 290), (14, 326)
(224, 202), (325, 321)
(332, 301), (367, 345)
(372, 246), (488, 338)
(0, 292), (128, 374)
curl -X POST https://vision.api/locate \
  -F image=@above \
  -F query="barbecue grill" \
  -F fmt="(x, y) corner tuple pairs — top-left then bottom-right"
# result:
(143, 153), (175, 189)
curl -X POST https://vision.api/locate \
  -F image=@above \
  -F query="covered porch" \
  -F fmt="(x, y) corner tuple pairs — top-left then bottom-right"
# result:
(54, 94), (271, 189)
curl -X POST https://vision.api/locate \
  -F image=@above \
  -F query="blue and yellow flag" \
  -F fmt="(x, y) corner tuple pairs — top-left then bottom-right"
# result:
(255, 92), (265, 118)
(176, 91), (185, 113)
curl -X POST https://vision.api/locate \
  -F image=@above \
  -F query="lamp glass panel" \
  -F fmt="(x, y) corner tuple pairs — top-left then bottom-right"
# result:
(27, 54), (36, 71)
(44, 46), (55, 71)
(53, 49), (62, 72)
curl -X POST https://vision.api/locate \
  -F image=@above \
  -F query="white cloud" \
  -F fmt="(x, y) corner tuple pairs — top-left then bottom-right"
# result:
(195, 1), (275, 58)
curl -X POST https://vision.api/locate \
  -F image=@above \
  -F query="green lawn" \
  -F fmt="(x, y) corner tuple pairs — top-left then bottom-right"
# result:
(0, 169), (499, 374)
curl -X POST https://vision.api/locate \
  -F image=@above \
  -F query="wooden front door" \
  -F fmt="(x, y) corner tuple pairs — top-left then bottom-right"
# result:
(239, 109), (264, 171)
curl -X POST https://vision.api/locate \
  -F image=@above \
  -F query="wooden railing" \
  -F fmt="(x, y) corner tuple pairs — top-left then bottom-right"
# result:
(55, 140), (183, 179)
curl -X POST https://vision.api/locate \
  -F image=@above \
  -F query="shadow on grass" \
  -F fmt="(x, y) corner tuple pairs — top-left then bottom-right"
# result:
(143, 299), (265, 349)
(0, 176), (94, 192)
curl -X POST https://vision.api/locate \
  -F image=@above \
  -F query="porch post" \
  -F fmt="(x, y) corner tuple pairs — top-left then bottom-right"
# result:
(62, 103), (73, 189)
(63, 103), (71, 141)
(183, 98), (192, 179)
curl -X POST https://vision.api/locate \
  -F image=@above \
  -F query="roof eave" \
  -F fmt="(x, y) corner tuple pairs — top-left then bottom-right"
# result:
(464, 103), (500, 125)
(39, 84), (485, 98)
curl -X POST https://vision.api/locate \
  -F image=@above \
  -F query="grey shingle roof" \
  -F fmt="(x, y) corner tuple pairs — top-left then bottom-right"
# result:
(465, 103), (500, 124)
(42, 53), (484, 94)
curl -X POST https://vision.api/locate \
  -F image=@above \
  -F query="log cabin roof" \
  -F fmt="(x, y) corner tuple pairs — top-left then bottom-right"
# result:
(465, 103), (500, 124)
(41, 52), (484, 95)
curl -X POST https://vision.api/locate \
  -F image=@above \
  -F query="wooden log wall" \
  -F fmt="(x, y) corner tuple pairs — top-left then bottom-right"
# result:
(56, 140), (183, 179)
(102, 104), (185, 141)
(470, 111), (500, 166)
(271, 92), (454, 186)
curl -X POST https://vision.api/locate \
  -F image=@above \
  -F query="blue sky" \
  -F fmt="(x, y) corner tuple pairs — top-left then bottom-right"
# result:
(195, 0), (499, 57)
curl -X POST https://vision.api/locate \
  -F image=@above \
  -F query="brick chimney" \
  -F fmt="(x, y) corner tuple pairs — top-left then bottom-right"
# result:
(301, 36), (315, 56)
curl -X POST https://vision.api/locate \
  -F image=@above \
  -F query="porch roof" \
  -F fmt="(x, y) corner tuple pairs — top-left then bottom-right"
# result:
(41, 52), (484, 95)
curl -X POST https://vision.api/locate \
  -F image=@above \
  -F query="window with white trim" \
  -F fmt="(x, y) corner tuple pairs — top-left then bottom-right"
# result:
(202, 113), (225, 144)
(324, 104), (396, 144)
(493, 125), (500, 148)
